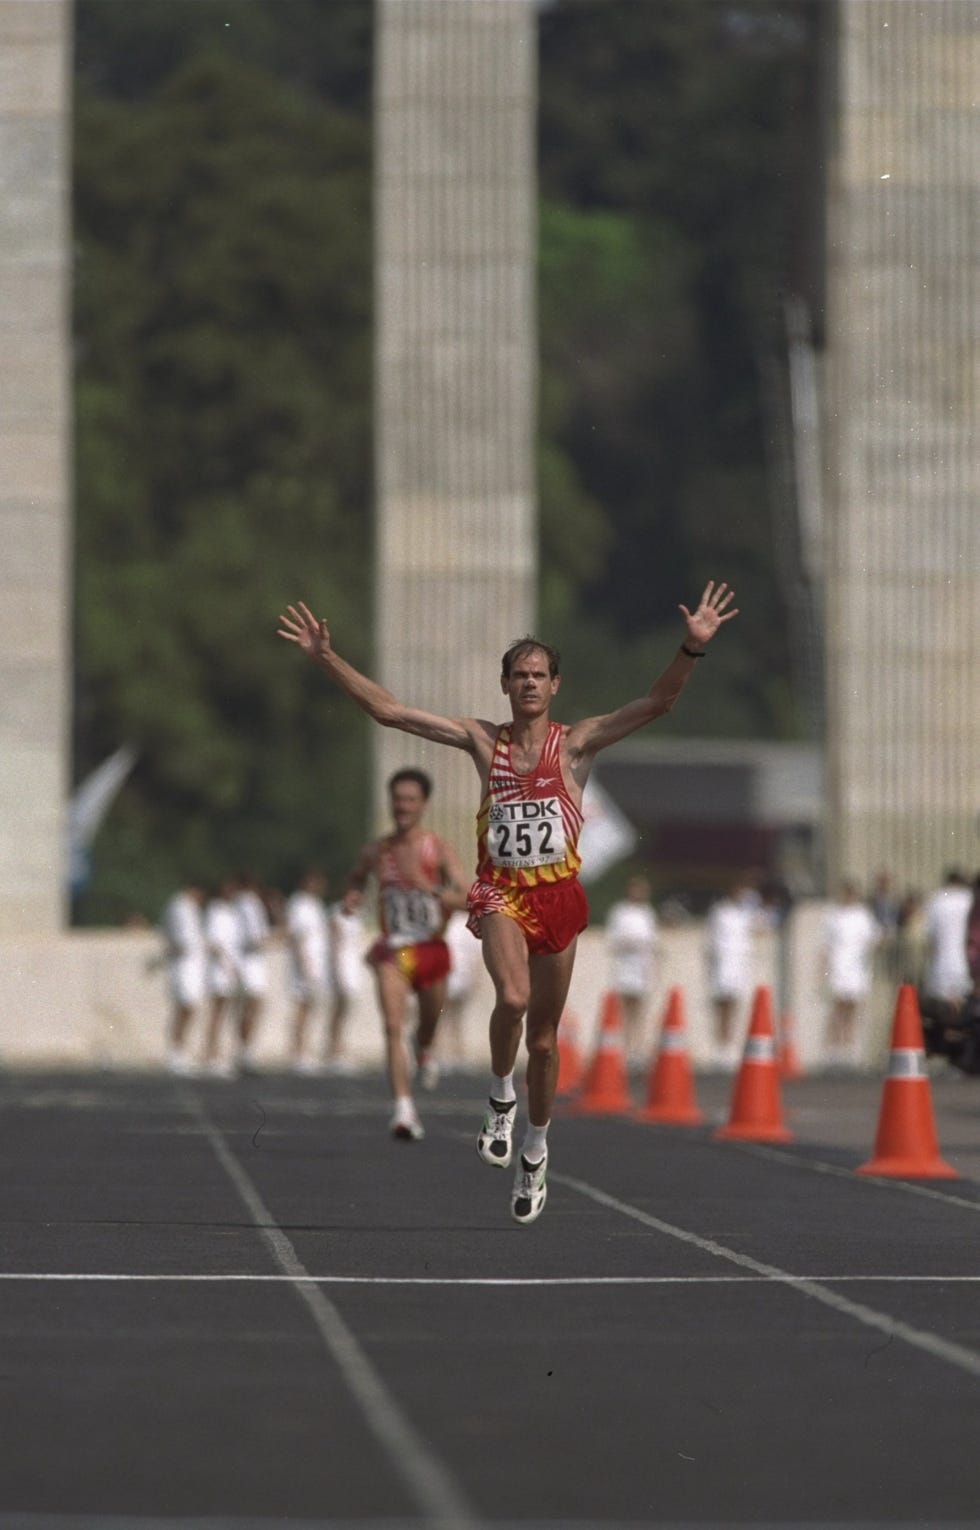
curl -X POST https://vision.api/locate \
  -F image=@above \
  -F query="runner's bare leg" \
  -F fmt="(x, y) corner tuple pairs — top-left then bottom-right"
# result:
(525, 941), (578, 1126)
(375, 961), (412, 1099)
(481, 913), (531, 1078)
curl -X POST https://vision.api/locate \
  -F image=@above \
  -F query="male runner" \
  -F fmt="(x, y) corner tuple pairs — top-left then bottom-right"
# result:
(279, 581), (737, 1220)
(342, 768), (469, 1141)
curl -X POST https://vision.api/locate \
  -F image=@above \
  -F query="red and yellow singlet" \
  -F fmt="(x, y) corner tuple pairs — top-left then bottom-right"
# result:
(367, 832), (451, 991)
(467, 723), (588, 955)
(475, 722), (583, 887)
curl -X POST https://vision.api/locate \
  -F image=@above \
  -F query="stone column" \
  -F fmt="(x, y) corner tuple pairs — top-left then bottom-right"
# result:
(373, 0), (537, 863)
(822, 0), (980, 894)
(0, 0), (72, 932)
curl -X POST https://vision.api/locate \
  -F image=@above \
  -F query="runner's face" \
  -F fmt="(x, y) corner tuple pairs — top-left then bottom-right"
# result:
(502, 650), (559, 717)
(390, 781), (427, 832)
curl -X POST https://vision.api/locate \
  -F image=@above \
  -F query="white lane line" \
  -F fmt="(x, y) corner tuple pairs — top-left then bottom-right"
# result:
(553, 1171), (980, 1380)
(728, 1138), (980, 1212)
(4, 1272), (980, 1286)
(185, 1097), (480, 1530)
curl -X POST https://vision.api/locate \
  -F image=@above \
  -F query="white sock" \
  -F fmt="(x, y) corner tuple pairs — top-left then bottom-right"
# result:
(491, 1072), (516, 1105)
(522, 1121), (549, 1163)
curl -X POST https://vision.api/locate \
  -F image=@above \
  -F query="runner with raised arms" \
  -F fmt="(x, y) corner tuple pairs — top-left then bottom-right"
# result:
(278, 581), (738, 1222)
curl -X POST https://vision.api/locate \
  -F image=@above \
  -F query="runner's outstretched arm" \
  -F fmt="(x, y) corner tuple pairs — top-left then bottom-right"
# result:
(568, 581), (739, 763)
(278, 601), (480, 752)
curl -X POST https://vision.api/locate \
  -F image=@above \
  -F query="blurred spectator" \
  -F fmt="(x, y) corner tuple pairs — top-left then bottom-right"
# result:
(869, 870), (900, 934)
(967, 873), (980, 993)
(159, 881), (206, 1075)
(325, 901), (365, 1072)
(285, 869), (331, 1074)
(705, 875), (757, 1070)
(605, 874), (659, 1065)
(234, 872), (272, 1069)
(820, 880), (880, 1069)
(922, 869), (973, 1003)
(895, 890), (925, 986)
(203, 876), (242, 1076)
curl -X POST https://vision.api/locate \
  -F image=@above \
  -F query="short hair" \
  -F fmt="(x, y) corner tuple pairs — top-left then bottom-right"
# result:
(388, 767), (432, 799)
(501, 635), (561, 680)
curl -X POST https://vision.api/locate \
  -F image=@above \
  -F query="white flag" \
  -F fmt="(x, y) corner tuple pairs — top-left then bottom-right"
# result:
(578, 775), (638, 884)
(68, 745), (137, 893)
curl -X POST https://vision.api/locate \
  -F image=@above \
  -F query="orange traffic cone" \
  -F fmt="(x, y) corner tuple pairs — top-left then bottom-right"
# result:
(556, 1011), (584, 1097)
(635, 987), (703, 1125)
(778, 1011), (804, 1081)
(575, 992), (631, 1114)
(856, 986), (957, 1179)
(714, 986), (793, 1143)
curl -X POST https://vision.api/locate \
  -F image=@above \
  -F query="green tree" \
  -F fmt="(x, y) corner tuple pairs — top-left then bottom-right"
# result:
(537, 0), (815, 731)
(73, 32), (373, 922)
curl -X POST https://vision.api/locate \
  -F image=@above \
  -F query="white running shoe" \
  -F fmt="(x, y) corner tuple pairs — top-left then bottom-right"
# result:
(511, 1150), (548, 1226)
(415, 1053), (441, 1091)
(477, 1099), (516, 1168)
(390, 1099), (425, 1141)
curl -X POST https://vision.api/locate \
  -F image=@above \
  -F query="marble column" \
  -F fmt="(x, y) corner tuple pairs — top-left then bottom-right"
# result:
(0, 0), (73, 931)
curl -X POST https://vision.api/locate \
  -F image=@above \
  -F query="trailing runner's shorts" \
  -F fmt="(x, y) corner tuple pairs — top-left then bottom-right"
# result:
(367, 937), (450, 992)
(466, 877), (589, 956)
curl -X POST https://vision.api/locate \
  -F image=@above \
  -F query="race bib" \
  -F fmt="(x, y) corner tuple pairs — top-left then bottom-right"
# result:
(487, 798), (566, 869)
(383, 887), (441, 946)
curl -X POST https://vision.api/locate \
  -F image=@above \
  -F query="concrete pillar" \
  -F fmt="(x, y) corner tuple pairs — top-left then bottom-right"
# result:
(0, 0), (73, 932)
(823, 0), (980, 894)
(373, 0), (537, 865)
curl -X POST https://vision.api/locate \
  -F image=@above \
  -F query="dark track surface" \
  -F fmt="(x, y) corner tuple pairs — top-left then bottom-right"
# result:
(1, 1066), (979, 1529)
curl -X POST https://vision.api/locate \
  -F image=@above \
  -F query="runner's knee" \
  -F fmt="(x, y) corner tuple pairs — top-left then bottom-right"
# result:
(493, 980), (529, 1021)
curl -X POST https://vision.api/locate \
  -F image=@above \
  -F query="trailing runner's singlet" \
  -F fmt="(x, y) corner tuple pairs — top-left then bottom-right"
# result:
(475, 723), (583, 889)
(377, 832), (446, 948)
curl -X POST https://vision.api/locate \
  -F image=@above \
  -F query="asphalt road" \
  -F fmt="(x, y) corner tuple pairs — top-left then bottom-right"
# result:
(0, 1063), (978, 1529)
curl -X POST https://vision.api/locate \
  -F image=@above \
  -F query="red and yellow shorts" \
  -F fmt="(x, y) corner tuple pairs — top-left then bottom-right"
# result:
(466, 877), (589, 956)
(367, 937), (450, 992)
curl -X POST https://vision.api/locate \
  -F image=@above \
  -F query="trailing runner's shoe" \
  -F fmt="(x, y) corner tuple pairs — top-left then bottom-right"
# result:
(511, 1151), (548, 1226)
(414, 1048), (441, 1092)
(477, 1098), (516, 1168)
(390, 1099), (425, 1141)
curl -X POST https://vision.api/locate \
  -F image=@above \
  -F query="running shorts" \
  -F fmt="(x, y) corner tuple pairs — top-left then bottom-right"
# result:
(367, 937), (450, 992)
(466, 877), (589, 956)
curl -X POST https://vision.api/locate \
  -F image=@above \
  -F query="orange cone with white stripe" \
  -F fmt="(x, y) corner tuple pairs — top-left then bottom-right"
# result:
(714, 985), (793, 1143)
(778, 1011), (804, 1081)
(636, 987), (703, 1125)
(856, 986), (957, 1179)
(576, 992), (631, 1114)
(556, 1011), (584, 1097)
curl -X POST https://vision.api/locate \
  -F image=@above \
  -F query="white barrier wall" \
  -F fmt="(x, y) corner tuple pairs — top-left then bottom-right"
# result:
(0, 904), (899, 1072)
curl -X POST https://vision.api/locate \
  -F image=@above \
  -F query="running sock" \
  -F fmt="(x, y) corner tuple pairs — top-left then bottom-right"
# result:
(491, 1071), (516, 1105)
(521, 1121), (549, 1163)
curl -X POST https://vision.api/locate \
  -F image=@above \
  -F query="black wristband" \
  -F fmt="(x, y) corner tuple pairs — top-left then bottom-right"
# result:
(681, 643), (706, 659)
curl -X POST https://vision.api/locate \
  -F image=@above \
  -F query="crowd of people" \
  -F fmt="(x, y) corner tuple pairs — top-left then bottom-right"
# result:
(158, 856), (980, 1099)
(600, 865), (980, 1076)
(159, 868), (372, 1080)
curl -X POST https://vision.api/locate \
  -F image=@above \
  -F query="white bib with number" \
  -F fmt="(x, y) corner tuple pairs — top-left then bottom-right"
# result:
(383, 887), (441, 946)
(487, 797), (566, 870)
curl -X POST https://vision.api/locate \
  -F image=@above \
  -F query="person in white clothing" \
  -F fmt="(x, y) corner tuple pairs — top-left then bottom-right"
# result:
(705, 877), (756, 1068)
(820, 881), (880, 1068)
(324, 901), (364, 1072)
(160, 882), (206, 1073)
(234, 873), (271, 1068)
(922, 870), (973, 1003)
(286, 869), (331, 1072)
(605, 874), (659, 1064)
(203, 877), (243, 1075)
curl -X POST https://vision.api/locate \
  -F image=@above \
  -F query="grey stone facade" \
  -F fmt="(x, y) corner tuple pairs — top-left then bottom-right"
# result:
(822, 0), (980, 894)
(0, 0), (72, 932)
(373, 0), (537, 861)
